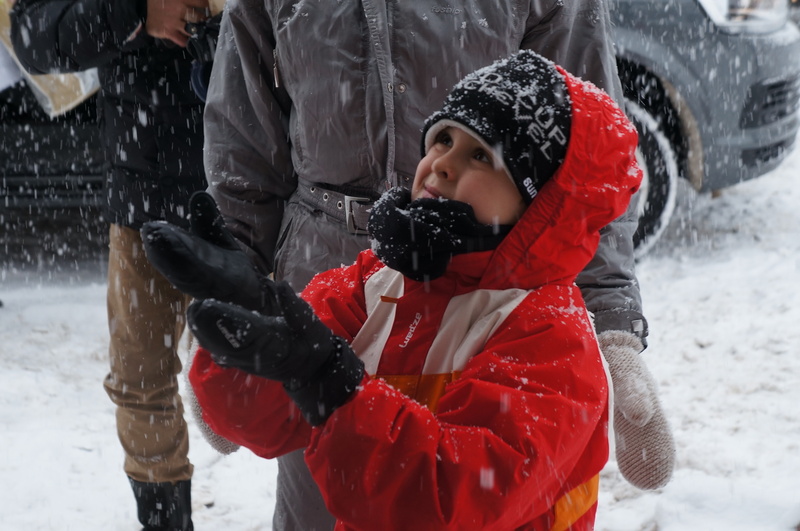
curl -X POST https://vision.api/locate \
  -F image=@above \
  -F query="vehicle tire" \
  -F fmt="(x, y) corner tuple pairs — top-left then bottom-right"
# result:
(624, 99), (679, 258)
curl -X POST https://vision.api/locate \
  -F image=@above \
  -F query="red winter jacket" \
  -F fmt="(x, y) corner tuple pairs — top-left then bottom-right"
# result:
(189, 67), (642, 531)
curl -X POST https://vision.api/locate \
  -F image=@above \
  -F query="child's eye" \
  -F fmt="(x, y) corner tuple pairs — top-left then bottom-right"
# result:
(435, 131), (453, 146)
(473, 149), (491, 163)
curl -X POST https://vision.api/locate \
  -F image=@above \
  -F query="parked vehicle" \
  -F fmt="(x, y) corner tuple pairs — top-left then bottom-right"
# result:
(614, 0), (800, 254)
(0, 78), (103, 210)
(2, 0), (800, 257)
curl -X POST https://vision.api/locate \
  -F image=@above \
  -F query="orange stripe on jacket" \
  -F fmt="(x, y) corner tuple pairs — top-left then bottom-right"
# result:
(551, 474), (600, 531)
(378, 371), (600, 531)
(378, 372), (461, 412)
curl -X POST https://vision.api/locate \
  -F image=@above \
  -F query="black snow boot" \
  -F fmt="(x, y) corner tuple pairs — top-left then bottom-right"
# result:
(128, 477), (194, 531)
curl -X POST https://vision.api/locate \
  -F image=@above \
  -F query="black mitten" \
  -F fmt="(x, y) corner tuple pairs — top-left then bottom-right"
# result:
(141, 192), (278, 313)
(188, 282), (365, 426)
(368, 187), (511, 281)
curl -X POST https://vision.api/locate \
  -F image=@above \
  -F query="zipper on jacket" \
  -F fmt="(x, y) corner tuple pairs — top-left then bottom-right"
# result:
(273, 49), (281, 88)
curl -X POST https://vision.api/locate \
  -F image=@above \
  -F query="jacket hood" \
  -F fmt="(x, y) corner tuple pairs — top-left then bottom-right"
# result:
(479, 67), (642, 290)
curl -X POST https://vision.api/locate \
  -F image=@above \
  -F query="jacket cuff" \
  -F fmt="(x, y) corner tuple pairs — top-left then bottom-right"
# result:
(592, 308), (649, 349)
(103, 0), (148, 47)
(135, 0), (147, 21)
(284, 337), (365, 426)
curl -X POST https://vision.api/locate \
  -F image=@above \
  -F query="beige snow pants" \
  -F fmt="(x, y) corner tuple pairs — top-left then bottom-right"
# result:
(103, 224), (193, 483)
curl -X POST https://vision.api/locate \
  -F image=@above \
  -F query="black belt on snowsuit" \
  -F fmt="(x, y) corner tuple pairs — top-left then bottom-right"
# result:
(296, 181), (377, 235)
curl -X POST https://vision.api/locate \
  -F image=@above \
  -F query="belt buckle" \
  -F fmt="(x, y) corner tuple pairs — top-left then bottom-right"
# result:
(344, 195), (372, 235)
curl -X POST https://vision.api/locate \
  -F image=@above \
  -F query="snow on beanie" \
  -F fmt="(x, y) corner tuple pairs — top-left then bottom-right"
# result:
(421, 50), (572, 205)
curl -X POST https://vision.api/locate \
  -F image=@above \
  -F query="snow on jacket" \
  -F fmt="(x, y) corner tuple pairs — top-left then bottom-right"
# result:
(10, 0), (206, 230)
(202, 0), (645, 337)
(189, 67), (643, 530)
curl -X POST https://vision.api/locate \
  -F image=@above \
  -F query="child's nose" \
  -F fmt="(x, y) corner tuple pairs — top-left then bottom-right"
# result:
(431, 151), (459, 180)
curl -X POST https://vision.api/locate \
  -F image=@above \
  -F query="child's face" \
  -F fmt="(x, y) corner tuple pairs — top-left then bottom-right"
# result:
(412, 126), (526, 225)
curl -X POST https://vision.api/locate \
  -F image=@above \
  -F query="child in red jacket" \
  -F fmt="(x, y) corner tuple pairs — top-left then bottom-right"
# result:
(144, 50), (643, 530)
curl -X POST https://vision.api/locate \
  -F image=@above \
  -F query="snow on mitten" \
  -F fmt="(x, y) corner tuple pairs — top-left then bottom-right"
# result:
(598, 330), (675, 490)
(184, 336), (240, 455)
(141, 191), (279, 314)
(188, 283), (365, 426)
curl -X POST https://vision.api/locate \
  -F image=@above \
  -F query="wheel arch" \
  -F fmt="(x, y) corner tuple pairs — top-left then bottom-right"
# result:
(616, 56), (705, 192)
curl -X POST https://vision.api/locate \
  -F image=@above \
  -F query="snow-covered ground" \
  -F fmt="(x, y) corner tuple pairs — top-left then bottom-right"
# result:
(2, 147), (800, 530)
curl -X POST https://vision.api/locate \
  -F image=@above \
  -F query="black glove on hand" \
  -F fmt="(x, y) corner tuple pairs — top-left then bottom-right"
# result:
(141, 191), (276, 313)
(187, 282), (365, 426)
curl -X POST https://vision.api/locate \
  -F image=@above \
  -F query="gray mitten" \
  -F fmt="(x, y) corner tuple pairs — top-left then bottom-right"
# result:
(598, 330), (675, 490)
(183, 336), (240, 455)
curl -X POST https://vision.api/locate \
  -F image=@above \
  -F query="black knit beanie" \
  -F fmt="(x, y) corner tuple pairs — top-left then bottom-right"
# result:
(421, 50), (572, 204)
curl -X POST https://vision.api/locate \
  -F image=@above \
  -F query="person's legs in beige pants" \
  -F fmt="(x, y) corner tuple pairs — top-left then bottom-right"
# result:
(104, 224), (193, 529)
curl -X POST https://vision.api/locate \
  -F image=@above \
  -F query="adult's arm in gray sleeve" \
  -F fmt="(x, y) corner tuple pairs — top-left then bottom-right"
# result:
(521, 0), (623, 102)
(10, 0), (145, 74)
(521, 0), (647, 341)
(202, 0), (295, 276)
(579, 201), (647, 341)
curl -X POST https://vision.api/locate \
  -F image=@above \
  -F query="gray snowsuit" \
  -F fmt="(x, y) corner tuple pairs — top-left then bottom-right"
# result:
(202, 0), (645, 529)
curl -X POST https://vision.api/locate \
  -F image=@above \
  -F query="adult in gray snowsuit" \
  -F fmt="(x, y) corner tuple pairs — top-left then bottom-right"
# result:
(195, 0), (675, 529)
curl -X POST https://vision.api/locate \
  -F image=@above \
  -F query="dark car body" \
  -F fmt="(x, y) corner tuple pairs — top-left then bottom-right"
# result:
(613, 0), (800, 253)
(616, 1), (799, 191)
(1, 80), (104, 210)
